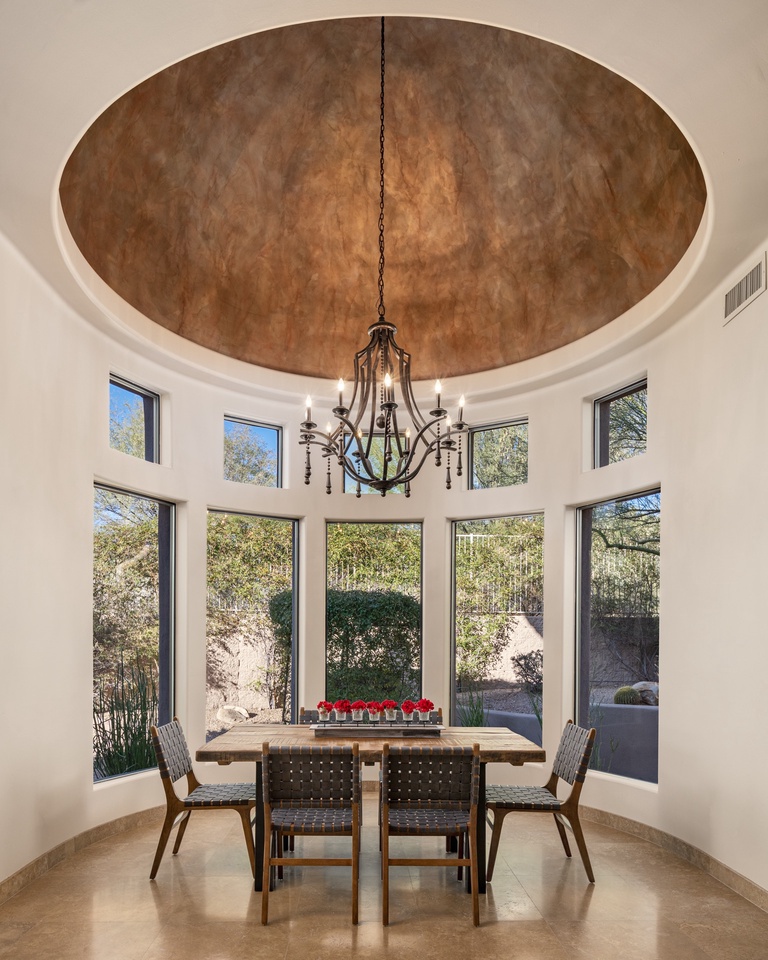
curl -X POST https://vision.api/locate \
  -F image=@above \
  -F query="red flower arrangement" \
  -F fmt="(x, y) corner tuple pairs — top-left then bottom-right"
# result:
(317, 700), (333, 713)
(333, 699), (352, 714)
(350, 700), (367, 711)
(400, 699), (416, 715)
(366, 701), (382, 714)
(415, 698), (434, 713)
(381, 699), (398, 711)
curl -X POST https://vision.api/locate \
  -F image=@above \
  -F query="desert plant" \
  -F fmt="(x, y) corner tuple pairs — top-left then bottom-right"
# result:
(613, 685), (642, 705)
(93, 653), (159, 780)
(456, 682), (488, 726)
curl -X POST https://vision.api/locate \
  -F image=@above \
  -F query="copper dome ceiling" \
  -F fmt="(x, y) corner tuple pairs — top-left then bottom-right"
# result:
(59, 17), (706, 382)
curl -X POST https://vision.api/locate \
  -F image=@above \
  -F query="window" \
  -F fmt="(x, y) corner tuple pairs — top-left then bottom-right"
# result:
(93, 486), (174, 780)
(469, 420), (528, 489)
(206, 512), (297, 737)
(326, 522), (422, 702)
(109, 376), (159, 462)
(453, 515), (544, 743)
(577, 491), (660, 782)
(594, 380), (647, 467)
(224, 417), (281, 486)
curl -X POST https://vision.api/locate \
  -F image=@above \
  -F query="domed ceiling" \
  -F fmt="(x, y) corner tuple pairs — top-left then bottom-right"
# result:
(59, 17), (706, 382)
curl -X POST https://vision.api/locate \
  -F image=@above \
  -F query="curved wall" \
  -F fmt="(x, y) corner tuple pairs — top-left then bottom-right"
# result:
(2, 221), (768, 897)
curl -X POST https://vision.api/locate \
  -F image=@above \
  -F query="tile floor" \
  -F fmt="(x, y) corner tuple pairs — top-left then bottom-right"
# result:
(1, 799), (767, 959)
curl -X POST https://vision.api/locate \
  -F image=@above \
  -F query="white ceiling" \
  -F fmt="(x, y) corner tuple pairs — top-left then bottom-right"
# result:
(2, 0), (768, 398)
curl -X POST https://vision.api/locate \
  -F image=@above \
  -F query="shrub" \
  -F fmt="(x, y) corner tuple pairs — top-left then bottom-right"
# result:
(93, 653), (158, 780)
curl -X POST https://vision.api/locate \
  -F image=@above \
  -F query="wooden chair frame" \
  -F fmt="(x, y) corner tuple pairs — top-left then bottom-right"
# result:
(261, 741), (361, 925)
(149, 717), (256, 880)
(381, 742), (481, 926)
(486, 721), (596, 883)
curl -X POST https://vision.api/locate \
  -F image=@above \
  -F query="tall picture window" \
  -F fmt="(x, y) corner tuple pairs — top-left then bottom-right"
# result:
(594, 380), (647, 467)
(469, 420), (528, 489)
(109, 376), (159, 462)
(93, 486), (174, 780)
(223, 417), (281, 486)
(206, 512), (297, 737)
(577, 490), (660, 782)
(326, 522), (422, 702)
(453, 515), (544, 742)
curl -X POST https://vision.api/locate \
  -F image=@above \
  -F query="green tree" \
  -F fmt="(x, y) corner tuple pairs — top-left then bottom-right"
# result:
(109, 388), (146, 458)
(267, 587), (422, 703)
(206, 513), (294, 719)
(223, 421), (278, 485)
(93, 488), (160, 680)
(606, 388), (647, 463)
(454, 515), (544, 683)
(325, 522), (422, 699)
(471, 422), (528, 489)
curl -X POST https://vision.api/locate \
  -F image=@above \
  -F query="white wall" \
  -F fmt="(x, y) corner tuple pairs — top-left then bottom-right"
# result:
(2, 225), (767, 895)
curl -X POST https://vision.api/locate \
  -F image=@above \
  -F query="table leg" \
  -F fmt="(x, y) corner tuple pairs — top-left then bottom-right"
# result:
(254, 761), (264, 892)
(465, 762), (487, 895)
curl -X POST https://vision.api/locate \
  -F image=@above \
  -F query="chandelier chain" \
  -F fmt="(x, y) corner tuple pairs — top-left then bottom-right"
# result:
(299, 16), (468, 498)
(377, 16), (386, 319)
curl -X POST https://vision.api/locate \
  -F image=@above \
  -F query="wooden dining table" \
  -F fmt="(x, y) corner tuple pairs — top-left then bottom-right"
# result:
(196, 723), (546, 893)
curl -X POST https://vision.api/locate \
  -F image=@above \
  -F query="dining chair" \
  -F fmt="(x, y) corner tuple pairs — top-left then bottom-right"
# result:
(261, 741), (361, 924)
(298, 707), (319, 723)
(485, 720), (596, 883)
(149, 717), (256, 880)
(380, 742), (481, 926)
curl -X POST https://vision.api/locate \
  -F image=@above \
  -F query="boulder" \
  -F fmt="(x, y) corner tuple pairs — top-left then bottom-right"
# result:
(632, 681), (659, 705)
(216, 704), (250, 724)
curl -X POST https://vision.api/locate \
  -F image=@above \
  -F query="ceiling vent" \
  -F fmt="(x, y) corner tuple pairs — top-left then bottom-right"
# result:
(724, 254), (766, 324)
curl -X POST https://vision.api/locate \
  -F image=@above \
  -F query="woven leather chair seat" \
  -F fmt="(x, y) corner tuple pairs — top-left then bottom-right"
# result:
(183, 783), (256, 807)
(269, 807), (354, 833)
(485, 784), (561, 811)
(387, 808), (471, 835)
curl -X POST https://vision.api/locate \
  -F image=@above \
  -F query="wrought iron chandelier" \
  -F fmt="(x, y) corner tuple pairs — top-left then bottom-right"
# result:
(300, 17), (467, 498)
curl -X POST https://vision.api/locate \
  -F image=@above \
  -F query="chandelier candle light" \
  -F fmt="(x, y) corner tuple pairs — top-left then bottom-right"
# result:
(300, 17), (467, 498)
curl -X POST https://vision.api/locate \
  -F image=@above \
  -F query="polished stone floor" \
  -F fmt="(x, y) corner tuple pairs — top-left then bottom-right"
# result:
(1, 799), (767, 959)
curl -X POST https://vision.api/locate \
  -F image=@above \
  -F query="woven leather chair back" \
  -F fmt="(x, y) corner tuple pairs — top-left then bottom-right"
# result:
(382, 745), (479, 810)
(263, 745), (360, 808)
(551, 722), (595, 786)
(152, 719), (193, 784)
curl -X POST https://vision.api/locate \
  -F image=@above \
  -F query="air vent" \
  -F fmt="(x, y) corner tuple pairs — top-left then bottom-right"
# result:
(724, 254), (766, 323)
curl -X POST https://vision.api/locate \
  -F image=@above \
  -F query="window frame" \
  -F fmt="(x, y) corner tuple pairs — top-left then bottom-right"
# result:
(223, 415), (283, 488)
(109, 375), (160, 463)
(450, 512), (545, 734)
(92, 483), (176, 780)
(325, 520), (424, 701)
(575, 488), (660, 783)
(467, 417), (529, 490)
(205, 509), (299, 727)
(593, 379), (647, 469)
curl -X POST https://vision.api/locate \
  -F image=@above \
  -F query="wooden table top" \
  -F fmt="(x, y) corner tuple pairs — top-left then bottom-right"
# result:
(196, 724), (546, 766)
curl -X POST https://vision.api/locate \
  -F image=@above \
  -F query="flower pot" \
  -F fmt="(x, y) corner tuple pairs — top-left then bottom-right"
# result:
(334, 710), (347, 723)
(402, 712), (413, 723)
(384, 709), (397, 722)
(415, 710), (430, 723)
(317, 710), (330, 723)
(367, 711), (381, 723)
(352, 709), (364, 722)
